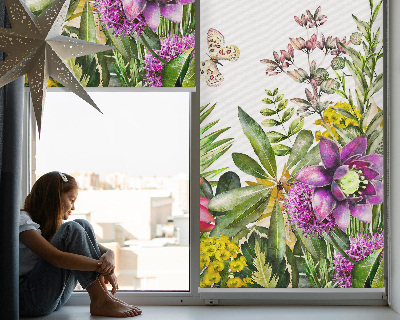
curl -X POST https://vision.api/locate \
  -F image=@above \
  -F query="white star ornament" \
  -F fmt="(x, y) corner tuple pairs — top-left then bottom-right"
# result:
(0, 0), (114, 133)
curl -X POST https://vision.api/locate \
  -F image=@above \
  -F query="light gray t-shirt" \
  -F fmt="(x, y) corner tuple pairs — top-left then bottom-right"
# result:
(19, 211), (41, 276)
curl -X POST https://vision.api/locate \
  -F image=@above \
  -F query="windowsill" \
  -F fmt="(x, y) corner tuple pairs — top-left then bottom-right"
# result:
(20, 305), (400, 320)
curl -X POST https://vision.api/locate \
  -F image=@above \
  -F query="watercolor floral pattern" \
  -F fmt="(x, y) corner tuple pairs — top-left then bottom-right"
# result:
(200, 1), (384, 288)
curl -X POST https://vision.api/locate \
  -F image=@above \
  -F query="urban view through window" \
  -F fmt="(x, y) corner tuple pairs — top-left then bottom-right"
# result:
(34, 92), (190, 291)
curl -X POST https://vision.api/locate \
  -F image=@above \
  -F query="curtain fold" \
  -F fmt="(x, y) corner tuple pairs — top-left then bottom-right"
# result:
(0, 1), (25, 318)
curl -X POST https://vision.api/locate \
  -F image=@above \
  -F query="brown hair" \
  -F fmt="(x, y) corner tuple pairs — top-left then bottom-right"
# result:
(22, 172), (79, 241)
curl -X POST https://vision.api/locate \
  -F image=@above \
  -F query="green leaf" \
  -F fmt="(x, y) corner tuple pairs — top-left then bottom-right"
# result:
(200, 144), (232, 172)
(262, 98), (274, 104)
(265, 89), (273, 96)
(288, 117), (304, 136)
(273, 88), (279, 95)
(260, 108), (277, 116)
(252, 240), (279, 288)
(272, 144), (291, 156)
(210, 189), (272, 238)
(367, 126), (383, 154)
(66, 0), (81, 20)
(275, 94), (284, 102)
(141, 28), (161, 50)
(267, 197), (286, 269)
(371, 259), (384, 288)
(265, 131), (286, 143)
(281, 107), (295, 123)
(200, 103), (216, 123)
(161, 48), (194, 87)
(200, 127), (230, 150)
(261, 119), (279, 127)
(325, 228), (350, 251)
(232, 153), (270, 179)
(277, 99), (289, 111)
(333, 125), (353, 144)
(201, 168), (228, 180)
(238, 107), (277, 178)
(182, 56), (195, 87)
(351, 248), (383, 288)
(334, 108), (358, 121)
(339, 42), (362, 69)
(366, 73), (383, 100)
(200, 177), (213, 199)
(103, 27), (130, 60)
(201, 138), (233, 156)
(366, 111), (383, 136)
(291, 144), (321, 178)
(345, 59), (364, 96)
(79, 0), (97, 69)
(352, 14), (369, 38)
(286, 245), (299, 288)
(200, 120), (219, 135)
(208, 184), (273, 212)
(372, 1), (382, 24)
(97, 52), (110, 87)
(287, 130), (314, 170)
(216, 171), (241, 196)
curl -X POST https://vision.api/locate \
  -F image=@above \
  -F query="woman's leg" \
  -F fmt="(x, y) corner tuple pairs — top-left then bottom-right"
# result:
(19, 220), (140, 317)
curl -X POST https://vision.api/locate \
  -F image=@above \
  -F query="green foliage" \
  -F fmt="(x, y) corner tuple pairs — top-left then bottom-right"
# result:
(161, 48), (194, 86)
(260, 89), (304, 156)
(252, 241), (279, 288)
(351, 248), (383, 287)
(200, 103), (233, 184)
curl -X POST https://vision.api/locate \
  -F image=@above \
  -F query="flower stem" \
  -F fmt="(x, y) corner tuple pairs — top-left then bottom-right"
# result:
(319, 114), (340, 145)
(140, 35), (168, 65)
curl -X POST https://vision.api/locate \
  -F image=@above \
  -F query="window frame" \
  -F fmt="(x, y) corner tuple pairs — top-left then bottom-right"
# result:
(20, 0), (396, 306)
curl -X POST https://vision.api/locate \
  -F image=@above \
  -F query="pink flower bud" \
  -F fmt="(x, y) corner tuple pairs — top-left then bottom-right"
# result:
(288, 43), (294, 57)
(294, 16), (303, 26)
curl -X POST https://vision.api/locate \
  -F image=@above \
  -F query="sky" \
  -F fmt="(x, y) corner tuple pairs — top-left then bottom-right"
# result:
(35, 91), (190, 177)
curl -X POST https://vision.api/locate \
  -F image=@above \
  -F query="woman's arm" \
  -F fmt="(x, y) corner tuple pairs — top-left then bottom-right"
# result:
(20, 230), (101, 272)
(97, 243), (115, 275)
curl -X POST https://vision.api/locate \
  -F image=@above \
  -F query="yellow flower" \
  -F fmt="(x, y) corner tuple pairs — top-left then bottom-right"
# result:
(229, 259), (245, 272)
(226, 243), (238, 253)
(243, 276), (253, 285)
(203, 245), (217, 255)
(204, 237), (216, 246)
(208, 261), (225, 274)
(200, 254), (210, 268)
(215, 249), (231, 261)
(215, 241), (226, 250)
(203, 272), (221, 286)
(239, 256), (247, 265)
(227, 277), (244, 288)
(218, 235), (229, 243)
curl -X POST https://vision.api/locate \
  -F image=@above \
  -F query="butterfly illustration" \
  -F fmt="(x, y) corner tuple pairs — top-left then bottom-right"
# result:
(200, 28), (240, 87)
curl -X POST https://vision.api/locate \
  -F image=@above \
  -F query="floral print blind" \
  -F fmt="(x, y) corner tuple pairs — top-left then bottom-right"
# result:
(200, 0), (384, 289)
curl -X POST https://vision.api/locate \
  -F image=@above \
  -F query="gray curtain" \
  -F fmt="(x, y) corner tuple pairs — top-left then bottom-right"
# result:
(0, 1), (25, 318)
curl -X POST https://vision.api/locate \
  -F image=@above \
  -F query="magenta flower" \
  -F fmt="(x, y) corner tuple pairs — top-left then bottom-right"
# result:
(331, 233), (384, 288)
(200, 196), (215, 232)
(142, 33), (195, 86)
(285, 182), (336, 238)
(296, 136), (383, 231)
(94, 0), (147, 36)
(122, 0), (195, 31)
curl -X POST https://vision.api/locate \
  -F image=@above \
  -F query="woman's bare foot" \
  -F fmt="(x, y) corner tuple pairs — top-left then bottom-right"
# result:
(90, 295), (140, 317)
(87, 278), (141, 317)
(98, 276), (142, 315)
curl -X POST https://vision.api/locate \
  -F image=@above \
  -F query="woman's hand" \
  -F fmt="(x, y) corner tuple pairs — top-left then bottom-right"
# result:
(96, 250), (115, 275)
(104, 273), (119, 295)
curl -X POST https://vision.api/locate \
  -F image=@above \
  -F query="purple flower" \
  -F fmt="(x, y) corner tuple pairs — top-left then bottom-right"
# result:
(142, 33), (195, 86)
(284, 182), (336, 238)
(122, 0), (195, 31)
(331, 233), (384, 288)
(94, 0), (147, 36)
(296, 136), (383, 231)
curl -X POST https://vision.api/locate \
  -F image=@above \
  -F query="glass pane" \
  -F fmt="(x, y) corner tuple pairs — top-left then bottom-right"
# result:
(200, 0), (385, 289)
(34, 92), (190, 291)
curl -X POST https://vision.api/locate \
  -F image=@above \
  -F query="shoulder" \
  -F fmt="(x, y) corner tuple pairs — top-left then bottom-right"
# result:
(19, 211), (41, 234)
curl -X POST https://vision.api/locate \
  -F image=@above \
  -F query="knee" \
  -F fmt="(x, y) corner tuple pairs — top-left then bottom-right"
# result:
(59, 220), (86, 235)
(74, 219), (92, 229)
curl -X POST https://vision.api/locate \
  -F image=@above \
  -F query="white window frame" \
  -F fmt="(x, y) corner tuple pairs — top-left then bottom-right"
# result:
(20, 0), (400, 312)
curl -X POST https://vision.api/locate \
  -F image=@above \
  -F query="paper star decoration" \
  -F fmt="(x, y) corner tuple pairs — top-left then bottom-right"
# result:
(0, 0), (114, 133)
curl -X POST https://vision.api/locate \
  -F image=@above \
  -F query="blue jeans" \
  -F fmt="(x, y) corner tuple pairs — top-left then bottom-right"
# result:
(19, 219), (101, 317)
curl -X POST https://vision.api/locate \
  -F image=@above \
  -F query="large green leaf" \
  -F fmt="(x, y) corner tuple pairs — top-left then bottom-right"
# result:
(371, 259), (384, 288)
(208, 184), (273, 212)
(215, 171), (241, 196)
(200, 103), (216, 123)
(272, 144), (291, 156)
(201, 138), (233, 156)
(79, 0), (97, 69)
(265, 131), (286, 143)
(66, 0), (81, 20)
(287, 130), (314, 170)
(252, 240), (279, 288)
(140, 28), (161, 50)
(200, 177), (213, 199)
(291, 144), (321, 178)
(182, 56), (195, 87)
(238, 107), (277, 178)
(366, 111), (383, 136)
(200, 144), (232, 172)
(366, 73), (383, 100)
(267, 197), (286, 269)
(351, 248), (383, 288)
(286, 245), (299, 288)
(161, 48), (194, 86)
(232, 153), (270, 179)
(210, 189), (272, 238)
(200, 128), (230, 150)
(325, 228), (350, 251)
